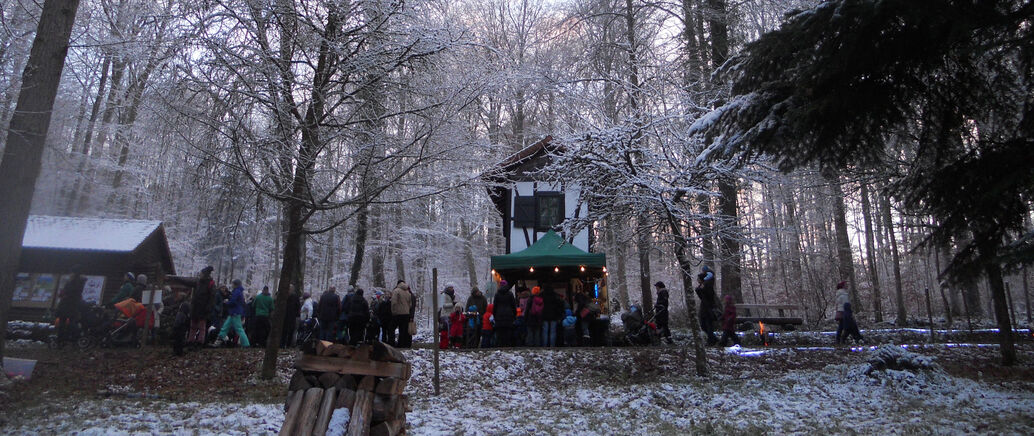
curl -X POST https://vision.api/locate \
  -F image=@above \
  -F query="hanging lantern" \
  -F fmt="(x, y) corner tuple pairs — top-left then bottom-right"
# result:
(554, 266), (559, 273)
(529, 267), (534, 273)
(580, 266), (585, 272)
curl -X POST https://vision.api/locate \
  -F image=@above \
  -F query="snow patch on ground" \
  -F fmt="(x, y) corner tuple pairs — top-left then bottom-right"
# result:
(3, 399), (283, 435)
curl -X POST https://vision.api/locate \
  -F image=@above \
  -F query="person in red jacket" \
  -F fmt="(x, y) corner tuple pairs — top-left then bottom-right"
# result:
(481, 304), (495, 348)
(719, 294), (741, 347)
(448, 305), (464, 348)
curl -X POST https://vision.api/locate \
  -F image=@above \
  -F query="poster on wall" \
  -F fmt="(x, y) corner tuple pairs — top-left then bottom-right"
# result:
(11, 274), (59, 308)
(82, 276), (105, 305)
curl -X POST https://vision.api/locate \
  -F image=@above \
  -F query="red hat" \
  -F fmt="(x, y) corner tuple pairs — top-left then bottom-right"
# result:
(836, 281), (847, 289)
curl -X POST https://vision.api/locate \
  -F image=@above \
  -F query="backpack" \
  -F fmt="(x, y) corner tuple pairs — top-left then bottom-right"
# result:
(529, 296), (544, 318)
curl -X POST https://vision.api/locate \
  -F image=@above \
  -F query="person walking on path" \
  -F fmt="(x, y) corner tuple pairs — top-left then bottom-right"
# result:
(834, 281), (850, 344)
(719, 295), (742, 347)
(252, 286), (273, 347)
(390, 281), (415, 348)
(188, 266), (215, 346)
(217, 279), (250, 347)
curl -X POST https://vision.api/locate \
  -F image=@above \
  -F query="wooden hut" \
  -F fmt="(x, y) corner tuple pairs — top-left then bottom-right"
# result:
(10, 215), (176, 321)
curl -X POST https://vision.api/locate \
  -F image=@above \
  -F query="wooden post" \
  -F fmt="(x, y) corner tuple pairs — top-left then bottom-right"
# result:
(1023, 265), (1031, 325)
(432, 267), (439, 396)
(1006, 282), (1017, 334)
(961, 287), (973, 335)
(924, 288), (934, 343)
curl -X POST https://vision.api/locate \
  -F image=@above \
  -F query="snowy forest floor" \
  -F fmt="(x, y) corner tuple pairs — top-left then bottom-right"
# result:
(2, 327), (1033, 435)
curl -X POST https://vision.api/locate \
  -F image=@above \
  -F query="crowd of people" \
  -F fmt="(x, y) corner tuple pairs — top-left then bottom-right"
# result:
(166, 266), (418, 355)
(436, 281), (608, 349)
(53, 262), (862, 355)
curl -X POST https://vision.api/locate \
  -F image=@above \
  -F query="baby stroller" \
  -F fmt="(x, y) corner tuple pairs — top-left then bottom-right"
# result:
(621, 305), (659, 346)
(297, 318), (320, 346)
(100, 299), (148, 348)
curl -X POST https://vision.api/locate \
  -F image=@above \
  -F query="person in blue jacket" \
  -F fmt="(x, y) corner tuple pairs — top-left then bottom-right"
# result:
(217, 279), (251, 347)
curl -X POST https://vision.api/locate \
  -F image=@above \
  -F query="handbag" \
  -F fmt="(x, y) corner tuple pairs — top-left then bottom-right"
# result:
(408, 320), (417, 335)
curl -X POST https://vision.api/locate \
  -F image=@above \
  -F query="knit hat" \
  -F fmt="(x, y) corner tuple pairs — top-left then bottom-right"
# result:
(654, 281), (665, 288)
(201, 265), (214, 275)
(232, 278), (242, 286)
(836, 281), (847, 289)
(499, 280), (508, 288)
(126, 272), (135, 281)
(532, 286), (541, 295)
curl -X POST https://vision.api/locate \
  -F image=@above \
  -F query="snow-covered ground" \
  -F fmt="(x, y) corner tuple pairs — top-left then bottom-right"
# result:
(2, 338), (1032, 435)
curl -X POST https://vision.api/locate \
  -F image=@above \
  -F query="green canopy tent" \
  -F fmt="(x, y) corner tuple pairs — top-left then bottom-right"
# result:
(490, 230), (605, 274)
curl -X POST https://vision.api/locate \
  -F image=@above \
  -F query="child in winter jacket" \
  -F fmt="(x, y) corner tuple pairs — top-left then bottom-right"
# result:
(448, 305), (464, 348)
(481, 304), (495, 348)
(514, 307), (526, 347)
(562, 308), (577, 346)
(719, 295), (741, 347)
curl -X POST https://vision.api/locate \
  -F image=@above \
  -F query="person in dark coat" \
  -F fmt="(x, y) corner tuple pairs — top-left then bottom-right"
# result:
(541, 288), (565, 347)
(465, 287), (488, 316)
(524, 287), (545, 346)
(696, 266), (719, 346)
(317, 286), (341, 342)
(464, 286), (487, 346)
(282, 285), (301, 348)
(189, 266), (215, 346)
(346, 289), (370, 345)
(374, 291), (395, 345)
(654, 281), (672, 343)
(492, 281), (517, 347)
(573, 288), (589, 345)
(55, 266), (86, 345)
(719, 294), (741, 347)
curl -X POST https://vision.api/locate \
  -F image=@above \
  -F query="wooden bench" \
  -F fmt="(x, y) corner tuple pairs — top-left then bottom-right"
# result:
(736, 304), (804, 328)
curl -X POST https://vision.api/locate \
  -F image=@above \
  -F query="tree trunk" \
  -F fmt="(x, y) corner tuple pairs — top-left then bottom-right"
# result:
(881, 193), (906, 325)
(829, 177), (859, 313)
(349, 204), (368, 288)
(461, 219), (478, 289)
(371, 205), (386, 289)
(984, 258), (1017, 365)
(0, 0), (82, 371)
(637, 222), (653, 313)
(717, 180), (742, 302)
(64, 55), (111, 214)
(860, 183), (883, 322)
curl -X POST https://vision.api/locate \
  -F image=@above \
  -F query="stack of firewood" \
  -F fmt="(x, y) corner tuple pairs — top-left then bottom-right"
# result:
(280, 340), (411, 436)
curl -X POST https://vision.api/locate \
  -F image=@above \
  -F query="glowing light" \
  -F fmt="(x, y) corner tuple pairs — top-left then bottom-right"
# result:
(491, 269), (496, 275)
(602, 266), (607, 273)
(554, 266), (559, 273)
(529, 267), (534, 273)
(580, 266), (585, 272)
